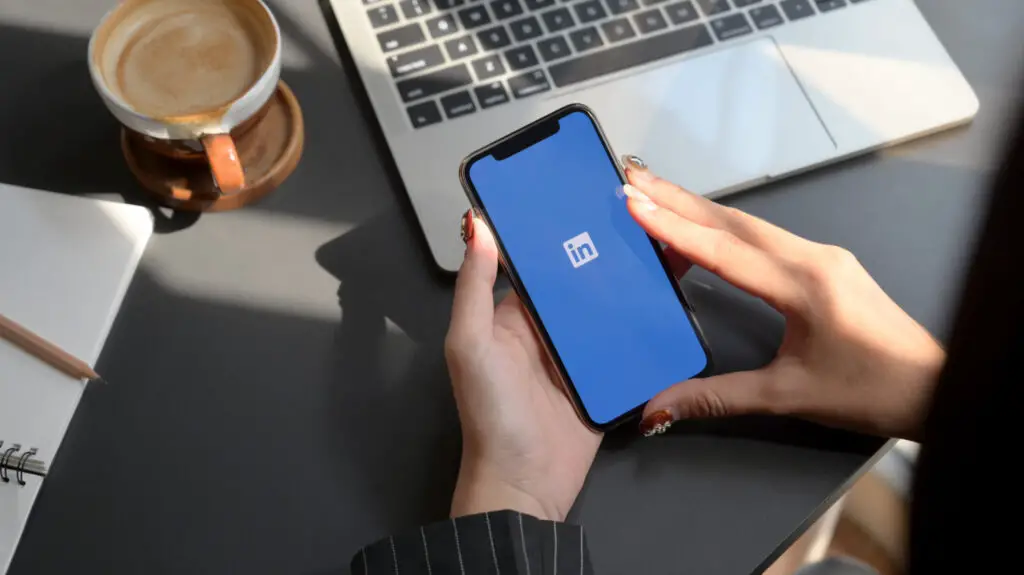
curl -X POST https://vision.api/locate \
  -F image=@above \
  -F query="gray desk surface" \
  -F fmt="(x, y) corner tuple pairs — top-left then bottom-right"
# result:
(0, 1), (1021, 573)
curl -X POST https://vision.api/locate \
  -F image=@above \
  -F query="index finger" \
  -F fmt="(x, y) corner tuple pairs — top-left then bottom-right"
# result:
(623, 157), (811, 257)
(625, 190), (807, 314)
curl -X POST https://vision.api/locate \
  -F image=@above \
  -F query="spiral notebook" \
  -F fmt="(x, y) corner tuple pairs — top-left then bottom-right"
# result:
(0, 183), (153, 572)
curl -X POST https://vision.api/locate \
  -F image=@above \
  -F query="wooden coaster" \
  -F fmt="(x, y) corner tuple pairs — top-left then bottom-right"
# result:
(121, 81), (304, 212)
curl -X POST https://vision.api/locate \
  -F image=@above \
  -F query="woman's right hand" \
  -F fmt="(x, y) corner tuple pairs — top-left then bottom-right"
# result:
(620, 156), (945, 442)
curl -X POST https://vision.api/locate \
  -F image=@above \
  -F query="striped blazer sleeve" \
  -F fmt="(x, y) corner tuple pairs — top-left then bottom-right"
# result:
(350, 510), (595, 575)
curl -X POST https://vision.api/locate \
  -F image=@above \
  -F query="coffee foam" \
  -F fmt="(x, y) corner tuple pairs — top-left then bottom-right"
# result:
(95, 0), (276, 119)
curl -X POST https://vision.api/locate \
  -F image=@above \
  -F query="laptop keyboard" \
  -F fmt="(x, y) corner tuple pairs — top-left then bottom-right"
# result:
(363, 0), (874, 129)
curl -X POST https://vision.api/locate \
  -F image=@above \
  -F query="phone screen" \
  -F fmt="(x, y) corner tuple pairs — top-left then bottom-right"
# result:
(465, 108), (709, 427)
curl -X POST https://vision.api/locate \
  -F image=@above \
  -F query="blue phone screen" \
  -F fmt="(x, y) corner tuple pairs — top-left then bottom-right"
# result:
(468, 110), (708, 425)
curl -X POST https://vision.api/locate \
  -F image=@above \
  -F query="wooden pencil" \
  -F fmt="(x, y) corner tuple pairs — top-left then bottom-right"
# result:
(0, 313), (102, 382)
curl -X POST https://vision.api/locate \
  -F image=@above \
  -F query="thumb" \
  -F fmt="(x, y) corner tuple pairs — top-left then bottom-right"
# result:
(638, 370), (773, 436)
(448, 210), (499, 345)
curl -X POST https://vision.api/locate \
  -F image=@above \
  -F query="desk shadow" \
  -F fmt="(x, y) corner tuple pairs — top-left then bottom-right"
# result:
(315, 208), (455, 344)
(10, 268), (461, 575)
(314, 206), (461, 513)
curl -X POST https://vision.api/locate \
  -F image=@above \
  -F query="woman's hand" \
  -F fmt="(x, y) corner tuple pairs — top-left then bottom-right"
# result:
(445, 211), (602, 522)
(621, 156), (945, 441)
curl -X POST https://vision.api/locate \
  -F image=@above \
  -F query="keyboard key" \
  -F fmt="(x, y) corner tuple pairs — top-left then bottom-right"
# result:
(525, 0), (557, 8)
(749, 4), (783, 28)
(426, 13), (459, 38)
(407, 100), (443, 128)
(633, 8), (668, 33)
(815, 0), (847, 11)
(696, 0), (730, 15)
(573, 0), (608, 23)
(474, 81), (511, 108)
(444, 34), (479, 59)
(368, 4), (400, 28)
(472, 54), (507, 79)
(780, 0), (815, 20)
(605, 0), (640, 14)
(491, 0), (525, 19)
(509, 16), (544, 41)
(664, 1), (699, 24)
(440, 90), (477, 119)
(377, 23), (426, 52)
(435, 0), (467, 8)
(458, 5), (492, 28)
(601, 17), (637, 42)
(399, 0), (433, 18)
(508, 69), (551, 98)
(397, 63), (473, 101)
(541, 7), (575, 32)
(537, 36), (572, 61)
(478, 25), (512, 49)
(387, 44), (445, 77)
(569, 26), (605, 52)
(548, 22), (713, 87)
(505, 45), (540, 69)
(734, 0), (761, 6)
(710, 13), (752, 40)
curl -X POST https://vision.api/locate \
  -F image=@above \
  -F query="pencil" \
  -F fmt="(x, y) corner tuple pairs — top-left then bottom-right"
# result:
(0, 313), (103, 382)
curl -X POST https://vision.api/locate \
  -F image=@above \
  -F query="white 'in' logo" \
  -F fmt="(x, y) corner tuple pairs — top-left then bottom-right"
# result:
(563, 232), (599, 268)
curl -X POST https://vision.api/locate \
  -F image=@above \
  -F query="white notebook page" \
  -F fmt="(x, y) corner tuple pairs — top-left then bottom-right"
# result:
(0, 184), (152, 573)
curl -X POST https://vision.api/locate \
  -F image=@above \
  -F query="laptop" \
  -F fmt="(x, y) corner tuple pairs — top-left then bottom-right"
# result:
(329, 0), (978, 273)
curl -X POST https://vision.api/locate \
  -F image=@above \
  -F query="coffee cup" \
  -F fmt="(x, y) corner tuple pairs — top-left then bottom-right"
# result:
(89, 0), (281, 195)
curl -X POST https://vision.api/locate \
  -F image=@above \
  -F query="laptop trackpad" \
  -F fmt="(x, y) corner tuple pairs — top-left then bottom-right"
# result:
(594, 38), (836, 195)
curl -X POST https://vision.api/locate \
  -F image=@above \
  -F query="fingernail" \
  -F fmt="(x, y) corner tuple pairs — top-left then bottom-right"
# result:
(622, 154), (655, 182)
(460, 209), (475, 243)
(639, 409), (675, 437)
(622, 184), (657, 211)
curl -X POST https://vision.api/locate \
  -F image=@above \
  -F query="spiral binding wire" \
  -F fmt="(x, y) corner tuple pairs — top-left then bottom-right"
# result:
(0, 442), (46, 486)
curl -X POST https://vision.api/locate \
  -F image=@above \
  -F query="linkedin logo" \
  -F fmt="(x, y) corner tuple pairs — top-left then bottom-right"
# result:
(563, 232), (599, 268)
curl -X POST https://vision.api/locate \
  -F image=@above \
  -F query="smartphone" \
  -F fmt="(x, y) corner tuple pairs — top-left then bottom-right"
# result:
(458, 104), (712, 431)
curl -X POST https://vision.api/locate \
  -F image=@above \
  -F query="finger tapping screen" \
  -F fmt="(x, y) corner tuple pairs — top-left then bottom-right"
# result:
(467, 110), (708, 425)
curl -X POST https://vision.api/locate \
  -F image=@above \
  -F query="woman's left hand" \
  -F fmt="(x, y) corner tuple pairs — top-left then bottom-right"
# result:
(445, 211), (603, 522)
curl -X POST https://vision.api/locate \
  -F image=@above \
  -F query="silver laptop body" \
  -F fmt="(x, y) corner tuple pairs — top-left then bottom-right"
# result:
(330, 0), (978, 272)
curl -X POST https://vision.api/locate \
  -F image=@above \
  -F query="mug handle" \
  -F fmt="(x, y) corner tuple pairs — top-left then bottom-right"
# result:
(201, 134), (245, 195)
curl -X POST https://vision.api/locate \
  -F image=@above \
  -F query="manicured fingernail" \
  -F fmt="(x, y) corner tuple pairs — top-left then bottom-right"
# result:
(460, 209), (475, 243)
(639, 409), (675, 437)
(622, 154), (654, 182)
(622, 184), (657, 211)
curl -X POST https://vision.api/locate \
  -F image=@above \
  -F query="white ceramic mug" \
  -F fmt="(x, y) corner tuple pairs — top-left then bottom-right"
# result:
(88, 0), (282, 194)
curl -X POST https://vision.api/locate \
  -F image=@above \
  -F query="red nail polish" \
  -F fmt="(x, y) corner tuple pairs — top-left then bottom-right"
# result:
(460, 209), (475, 243)
(639, 410), (675, 437)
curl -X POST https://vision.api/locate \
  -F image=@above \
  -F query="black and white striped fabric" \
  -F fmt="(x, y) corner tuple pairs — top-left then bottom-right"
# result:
(351, 510), (594, 574)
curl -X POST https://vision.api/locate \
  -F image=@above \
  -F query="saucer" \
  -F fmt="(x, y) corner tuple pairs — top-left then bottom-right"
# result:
(121, 81), (304, 212)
